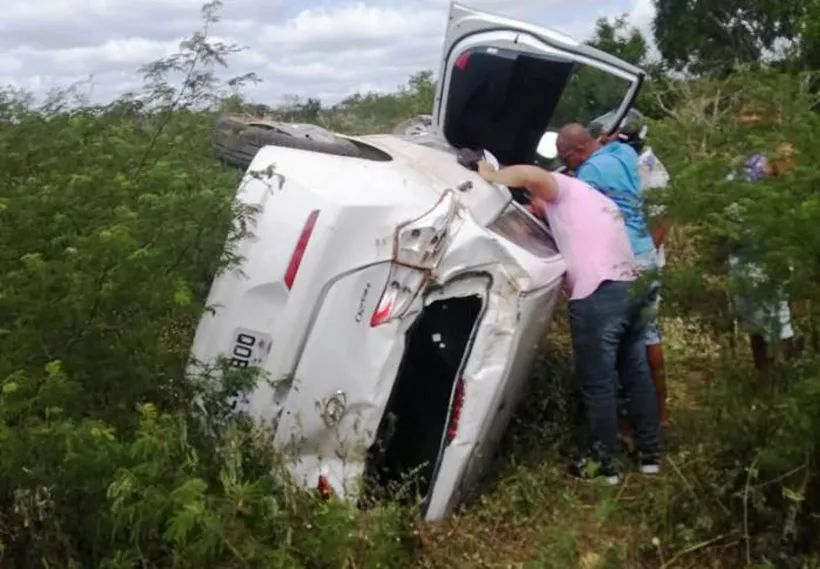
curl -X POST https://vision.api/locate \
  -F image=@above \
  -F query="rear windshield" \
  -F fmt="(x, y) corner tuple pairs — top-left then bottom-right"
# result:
(488, 202), (560, 258)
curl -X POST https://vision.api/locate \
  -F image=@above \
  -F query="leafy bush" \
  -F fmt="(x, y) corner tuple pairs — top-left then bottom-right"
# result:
(2, 1), (820, 566)
(638, 68), (820, 565)
(0, 5), (414, 567)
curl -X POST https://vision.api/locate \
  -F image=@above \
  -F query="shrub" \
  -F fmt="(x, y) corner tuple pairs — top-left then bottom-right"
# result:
(0, 4), (414, 567)
(641, 67), (820, 565)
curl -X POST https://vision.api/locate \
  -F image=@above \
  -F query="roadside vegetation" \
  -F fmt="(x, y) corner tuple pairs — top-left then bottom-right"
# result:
(1, 0), (819, 567)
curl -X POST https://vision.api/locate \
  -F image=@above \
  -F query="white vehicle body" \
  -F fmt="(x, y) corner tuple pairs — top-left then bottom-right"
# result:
(189, 2), (645, 521)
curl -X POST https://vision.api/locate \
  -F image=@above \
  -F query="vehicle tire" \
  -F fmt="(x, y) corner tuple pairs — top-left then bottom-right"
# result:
(212, 115), (362, 170)
(393, 114), (433, 136)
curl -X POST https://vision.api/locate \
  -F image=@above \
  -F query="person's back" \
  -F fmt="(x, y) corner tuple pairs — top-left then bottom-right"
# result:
(576, 141), (655, 257)
(542, 172), (637, 300)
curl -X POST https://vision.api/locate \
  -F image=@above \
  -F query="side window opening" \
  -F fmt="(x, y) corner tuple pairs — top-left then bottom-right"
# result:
(488, 202), (559, 258)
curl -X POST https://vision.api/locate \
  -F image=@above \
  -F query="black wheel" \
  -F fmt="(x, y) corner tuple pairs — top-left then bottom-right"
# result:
(212, 115), (362, 170)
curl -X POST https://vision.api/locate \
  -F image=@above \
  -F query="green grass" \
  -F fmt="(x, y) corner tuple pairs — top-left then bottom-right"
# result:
(404, 310), (712, 568)
(404, 298), (820, 569)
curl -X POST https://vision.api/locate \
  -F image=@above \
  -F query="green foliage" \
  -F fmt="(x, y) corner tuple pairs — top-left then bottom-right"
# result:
(588, 15), (650, 66)
(2, 2), (820, 567)
(0, 3), (414, 567)
(652, 0), (808, 73)
(650, 68), (820, 314)
(638, 67), (820, 564)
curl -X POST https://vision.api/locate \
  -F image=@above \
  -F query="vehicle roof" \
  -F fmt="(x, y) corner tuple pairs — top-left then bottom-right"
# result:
(360, 133), (483, 187)
(352, 133), (511, 224)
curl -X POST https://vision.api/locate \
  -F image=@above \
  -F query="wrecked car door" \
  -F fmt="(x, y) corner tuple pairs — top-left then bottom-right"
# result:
(433, 1), (646, 168)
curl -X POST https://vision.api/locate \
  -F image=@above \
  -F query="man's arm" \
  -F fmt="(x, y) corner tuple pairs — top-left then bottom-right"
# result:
(526, 196), (547, 221)
(642, 156), (672, 248)
(477, 161), (560, 202)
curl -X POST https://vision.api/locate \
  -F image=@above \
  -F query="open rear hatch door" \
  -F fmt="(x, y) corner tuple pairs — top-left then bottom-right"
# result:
(433, 1), (646, 167)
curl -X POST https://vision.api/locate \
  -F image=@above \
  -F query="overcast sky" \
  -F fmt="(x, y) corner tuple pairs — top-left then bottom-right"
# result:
(0, 0), (656, 106)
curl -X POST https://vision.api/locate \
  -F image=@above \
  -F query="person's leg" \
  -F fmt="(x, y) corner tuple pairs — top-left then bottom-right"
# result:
(646, 343), (667, 426)
(730, 256), (797, 373)
(783, 336), (800, 361)
(617, 285), (662, 472)
(644, 292), (669, 428)
(568, 281), (626, 483)
(774, 297), (797, 360)
(631, 249), (667, 430)
(729, 254), (766, 371)
(749, 332), (770, 373)
(747, 295), (795, 381)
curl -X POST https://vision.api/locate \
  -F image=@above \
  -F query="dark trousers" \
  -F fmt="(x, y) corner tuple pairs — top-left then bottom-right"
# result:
(569, 279), (662, 460)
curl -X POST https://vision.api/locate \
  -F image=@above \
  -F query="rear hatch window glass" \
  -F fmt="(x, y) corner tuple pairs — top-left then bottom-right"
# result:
(489, 202), (559, 258)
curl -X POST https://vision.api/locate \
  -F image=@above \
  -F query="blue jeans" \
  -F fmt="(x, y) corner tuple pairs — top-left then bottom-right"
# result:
(569, 280), (662, 460)
(635, 249), (663, 346)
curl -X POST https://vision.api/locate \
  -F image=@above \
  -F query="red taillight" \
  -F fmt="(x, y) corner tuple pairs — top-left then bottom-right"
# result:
(454, 51), (471, 70)
(317, 474), (332, 501)
(284, 210), (320, 290)
(370, 301), (393, 327)
(370, 190), (458, 326)
(370, 265), (426, 327)
(446, 378), (466, 443)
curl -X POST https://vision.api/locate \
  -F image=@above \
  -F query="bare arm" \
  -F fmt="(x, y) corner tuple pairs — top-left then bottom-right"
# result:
(477, 161), (560, 203)
(645, 186), (671, 248)
(651, 217), (671, 248)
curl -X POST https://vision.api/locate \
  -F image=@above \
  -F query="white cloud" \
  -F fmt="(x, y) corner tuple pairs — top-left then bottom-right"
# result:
(259, 4), (445, 47)
(0, 55), (23, 74)
(629, 0), (657, 32)
(0, 0), (657, 106)
(49, 38), (178, 68)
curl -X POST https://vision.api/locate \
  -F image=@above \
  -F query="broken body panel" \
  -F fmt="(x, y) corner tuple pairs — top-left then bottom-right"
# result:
(189, 1), (645, 521)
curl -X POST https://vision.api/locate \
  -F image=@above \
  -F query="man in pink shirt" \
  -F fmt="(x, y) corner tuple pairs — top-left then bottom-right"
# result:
(477, 159), (662, 484)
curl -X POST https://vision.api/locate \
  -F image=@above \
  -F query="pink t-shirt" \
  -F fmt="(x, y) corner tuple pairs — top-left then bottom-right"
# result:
(542, 172), (638, 300)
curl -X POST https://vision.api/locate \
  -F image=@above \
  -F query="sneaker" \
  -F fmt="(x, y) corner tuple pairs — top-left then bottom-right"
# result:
(637, 453), (661, 475)
(568, 456), (621, 485)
